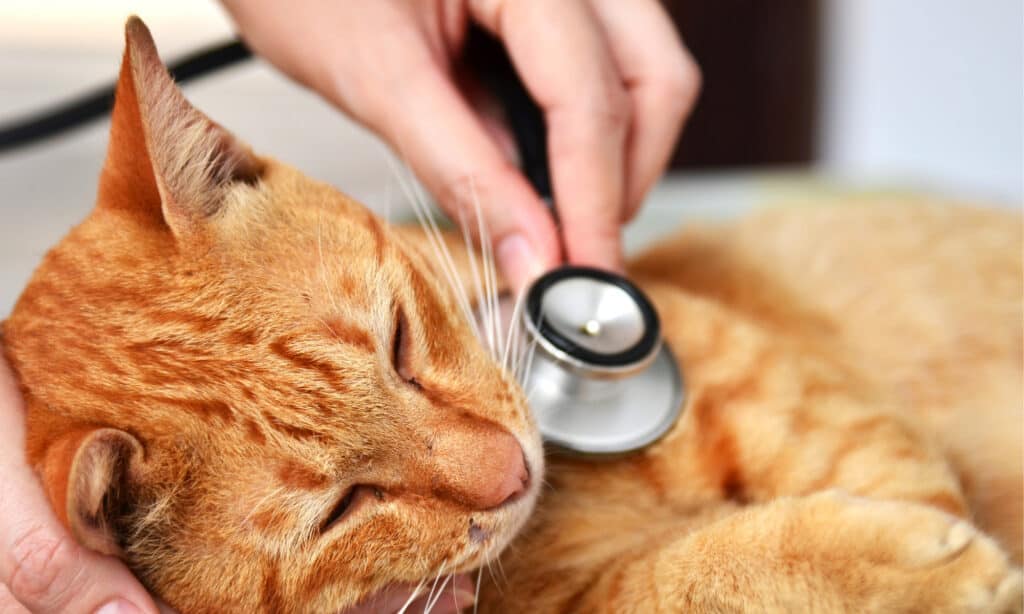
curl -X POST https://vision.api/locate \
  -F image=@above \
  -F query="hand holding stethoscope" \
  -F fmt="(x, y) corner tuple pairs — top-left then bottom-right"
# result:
(467, 28), (686, 456)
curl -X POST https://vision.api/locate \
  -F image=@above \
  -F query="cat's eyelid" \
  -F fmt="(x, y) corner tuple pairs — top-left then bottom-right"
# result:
(391, 303), (420, 387)
(319, 485), (358, 535)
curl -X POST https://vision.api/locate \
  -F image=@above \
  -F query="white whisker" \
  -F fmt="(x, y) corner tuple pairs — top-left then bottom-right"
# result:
(424, 574), (452, 614)
(473, 567), (484, 614)
(388, 160), (476, 334)
(516, 310), (542, 387)
(456, 203), (488, 347)
(397, 578), (428, 614)
(501, 287), (527, 374)
(484, 557), (504, 595)
(470, 183), (498, 359)
(384, 181), (393, 226)
(315, 213), (340, 313)
(421, 563), (446, 614)
(409, 173), (476, 323)
(493, 552), (508, 585)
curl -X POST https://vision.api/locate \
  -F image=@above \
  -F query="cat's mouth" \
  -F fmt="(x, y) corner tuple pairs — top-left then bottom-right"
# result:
(461, 442), (543, 563)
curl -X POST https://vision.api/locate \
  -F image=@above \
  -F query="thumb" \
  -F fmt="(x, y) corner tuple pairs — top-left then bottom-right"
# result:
(0, 357), (160, 614)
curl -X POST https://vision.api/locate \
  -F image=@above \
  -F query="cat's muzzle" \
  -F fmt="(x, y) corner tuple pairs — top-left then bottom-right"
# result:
(521, 267), (685, 456)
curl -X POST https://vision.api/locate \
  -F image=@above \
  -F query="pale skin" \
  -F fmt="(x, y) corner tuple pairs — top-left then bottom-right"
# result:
(0, 1), (699, 611)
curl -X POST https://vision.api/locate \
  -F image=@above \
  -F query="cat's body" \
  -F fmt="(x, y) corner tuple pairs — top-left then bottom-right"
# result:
(3, 18), (1021, 614)
(480, 204), (1023, 612)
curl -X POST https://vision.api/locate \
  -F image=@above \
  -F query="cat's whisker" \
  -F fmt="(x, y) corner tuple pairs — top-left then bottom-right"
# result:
(501, 287), (526, 374)
(383, 181), (393, 226)
(456, 203), (488, 348)
(473, 568), (483, 614)
(315, 213), (340, 314)
(467, 179), (505, 363)
(423, 573), (453, 614)
(422, 558), (450, 614)
(485, 239), (502, 362)
(387, 160), (477, 333)
(484, 559), (496, 592)
(470, 184), (498, 359)
(450, 572), (461, 613)
(240, 486), (286, 527)
(493, 551), (509, 586)
(516, 319), (542, 389)
(412, 179), (476, 321)
(397, 578), (428, 614)
(515, 335), (538, 387)
(484, 557), (504, 595)
(405, 172), (481, 339)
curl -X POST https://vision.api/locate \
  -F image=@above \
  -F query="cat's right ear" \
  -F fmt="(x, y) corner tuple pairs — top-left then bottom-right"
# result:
(97, 16), (263, 239)
(37, 427), (145, 556)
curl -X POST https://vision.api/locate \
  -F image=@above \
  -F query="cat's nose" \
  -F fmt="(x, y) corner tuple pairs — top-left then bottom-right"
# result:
(489, 441), (529, 508)
(431, 427), (530, 510)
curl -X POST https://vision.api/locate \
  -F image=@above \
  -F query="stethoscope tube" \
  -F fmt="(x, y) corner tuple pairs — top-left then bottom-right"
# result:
(0, 39), (251, 154)
(463, 26), (554, 207)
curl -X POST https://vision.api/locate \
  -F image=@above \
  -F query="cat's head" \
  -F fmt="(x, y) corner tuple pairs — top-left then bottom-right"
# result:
(3, 17), (542, 612)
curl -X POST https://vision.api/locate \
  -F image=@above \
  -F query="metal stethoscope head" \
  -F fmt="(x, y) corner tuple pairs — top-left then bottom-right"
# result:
(520, 267), (684, 455)
(468, 28), (686, 455)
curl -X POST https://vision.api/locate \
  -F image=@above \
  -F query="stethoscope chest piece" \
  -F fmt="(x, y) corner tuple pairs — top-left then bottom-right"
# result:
(522, 267), (685, 456)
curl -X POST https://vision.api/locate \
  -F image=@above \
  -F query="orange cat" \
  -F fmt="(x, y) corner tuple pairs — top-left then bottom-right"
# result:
(3, 18), (1021, 614)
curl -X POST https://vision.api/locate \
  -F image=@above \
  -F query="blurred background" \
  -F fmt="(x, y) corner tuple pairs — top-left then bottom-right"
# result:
(0, 0), (1021, 314)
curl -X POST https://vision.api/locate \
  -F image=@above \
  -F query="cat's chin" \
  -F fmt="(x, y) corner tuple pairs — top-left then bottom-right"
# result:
(338, 574), (476, 614)
(452, 446), (544, 575)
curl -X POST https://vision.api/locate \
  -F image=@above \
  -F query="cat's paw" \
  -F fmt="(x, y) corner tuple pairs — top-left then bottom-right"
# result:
(809, 489), (1023, 613)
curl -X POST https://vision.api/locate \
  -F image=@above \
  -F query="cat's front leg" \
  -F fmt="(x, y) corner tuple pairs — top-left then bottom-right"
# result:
(570, 491), (1021, 613)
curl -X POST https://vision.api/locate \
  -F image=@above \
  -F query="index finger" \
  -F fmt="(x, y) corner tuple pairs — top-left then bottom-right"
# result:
(471, 0), (631, 272)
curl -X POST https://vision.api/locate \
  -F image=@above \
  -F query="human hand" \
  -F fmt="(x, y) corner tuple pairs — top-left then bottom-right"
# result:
(0, 351), (165, 614)
(221, 0), (700, 291)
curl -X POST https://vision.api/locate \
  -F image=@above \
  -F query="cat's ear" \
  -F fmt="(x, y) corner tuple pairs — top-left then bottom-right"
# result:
(97, 16), (262, 237)
(38, 428), (145, 556)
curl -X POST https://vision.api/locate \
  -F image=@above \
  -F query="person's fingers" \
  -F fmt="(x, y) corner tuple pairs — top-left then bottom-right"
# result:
(0, 356), (160, 614)
(471, 0), (631, 272)
(589, 0), (701, 220)
(223, 0), (561, 289)
(355, 37), (560, 291)
(0, 583), (29, 614)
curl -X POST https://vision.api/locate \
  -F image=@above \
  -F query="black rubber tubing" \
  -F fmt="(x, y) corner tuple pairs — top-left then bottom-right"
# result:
(0, 39), (251, 155)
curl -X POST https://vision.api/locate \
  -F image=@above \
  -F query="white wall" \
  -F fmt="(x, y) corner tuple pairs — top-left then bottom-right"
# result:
(820, 0), (1023, 203)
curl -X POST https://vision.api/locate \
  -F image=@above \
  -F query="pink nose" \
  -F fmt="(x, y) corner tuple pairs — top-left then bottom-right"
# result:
(432, 428), (530, 510)
(489, 441), (529, 507)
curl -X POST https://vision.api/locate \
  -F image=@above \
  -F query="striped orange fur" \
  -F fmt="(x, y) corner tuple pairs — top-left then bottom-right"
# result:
(2, 16), (1021, 614)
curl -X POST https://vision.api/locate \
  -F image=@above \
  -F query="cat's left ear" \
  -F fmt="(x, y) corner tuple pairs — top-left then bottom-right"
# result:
(37, 427), (146, 557)
(97, 16), (263, 237)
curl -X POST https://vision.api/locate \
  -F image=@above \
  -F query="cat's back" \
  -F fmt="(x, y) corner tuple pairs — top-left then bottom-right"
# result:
(634, 201), (1020, 404)
(631, 200), (1022, 558)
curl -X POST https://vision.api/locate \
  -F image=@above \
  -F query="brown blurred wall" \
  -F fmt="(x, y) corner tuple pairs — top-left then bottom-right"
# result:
(661, 0), (821, 169)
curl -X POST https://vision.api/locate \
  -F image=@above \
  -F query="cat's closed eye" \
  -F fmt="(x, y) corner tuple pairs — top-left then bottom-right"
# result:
(392, 305), (421, 389)
(319, 485), (371, 534)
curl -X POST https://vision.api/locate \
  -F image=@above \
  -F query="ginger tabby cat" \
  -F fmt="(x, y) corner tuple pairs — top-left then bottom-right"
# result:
(3, 17), (1021, 614)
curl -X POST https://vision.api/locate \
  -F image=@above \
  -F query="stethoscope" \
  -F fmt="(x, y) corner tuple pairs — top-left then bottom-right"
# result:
(467, 28), (685, 456)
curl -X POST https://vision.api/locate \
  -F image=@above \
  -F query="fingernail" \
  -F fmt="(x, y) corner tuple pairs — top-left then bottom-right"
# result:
(496, 234), (544, 291)
(95, 599), (143, 614)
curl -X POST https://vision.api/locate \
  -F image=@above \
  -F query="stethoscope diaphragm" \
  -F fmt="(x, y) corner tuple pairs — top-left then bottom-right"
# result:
(521, 266), (685, 455)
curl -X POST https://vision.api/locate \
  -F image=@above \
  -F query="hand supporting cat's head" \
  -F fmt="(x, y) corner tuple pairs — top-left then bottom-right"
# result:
(2, 17), (542, 613)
